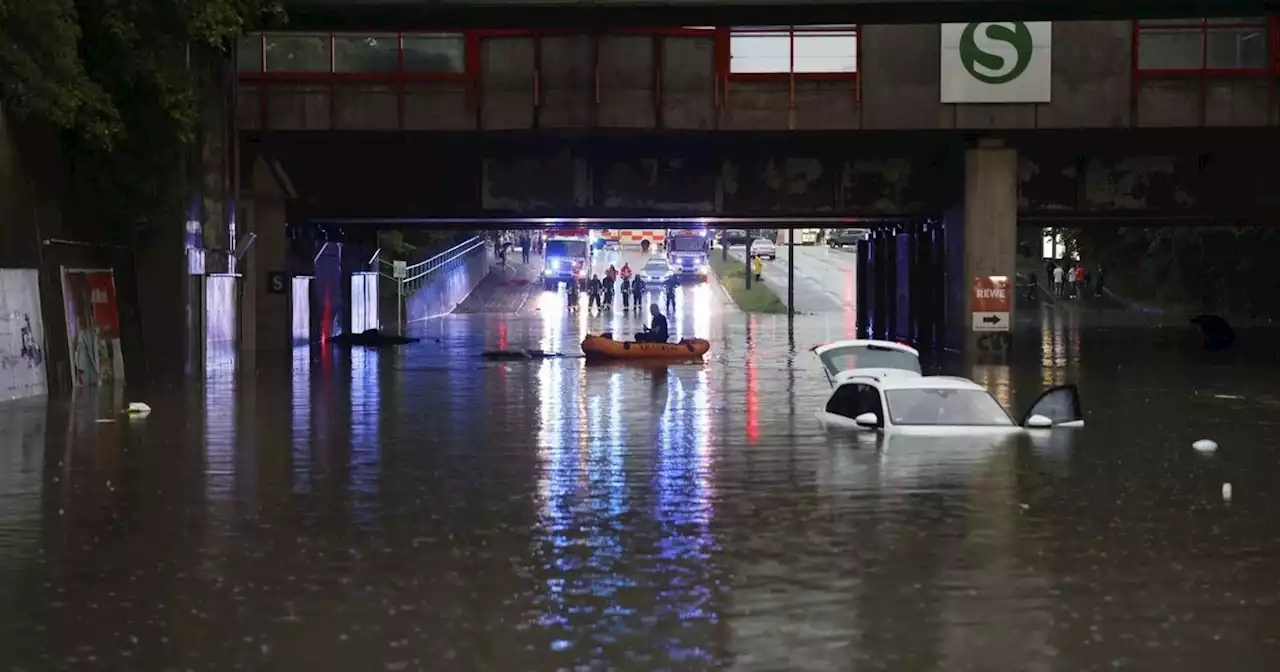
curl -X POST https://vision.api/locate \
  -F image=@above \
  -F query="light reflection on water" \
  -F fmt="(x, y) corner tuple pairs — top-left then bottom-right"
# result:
(2, 309), (1280, 670)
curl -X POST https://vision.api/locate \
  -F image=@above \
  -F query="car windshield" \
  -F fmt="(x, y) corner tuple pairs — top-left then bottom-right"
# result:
(546, 240), (586, 258)
(753, 239), (772, 247)
(820, 345), (921, 375)
(644, 262), (669, 272)
(669, 236), (705, 252)
(885, 389), (1014, 426)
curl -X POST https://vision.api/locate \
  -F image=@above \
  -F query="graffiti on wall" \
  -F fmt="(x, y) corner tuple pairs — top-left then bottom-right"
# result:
(0, 269), (47, 401)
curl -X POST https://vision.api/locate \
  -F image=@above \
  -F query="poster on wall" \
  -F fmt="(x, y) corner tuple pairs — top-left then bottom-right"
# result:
(0, 269), (48, 401)
(61, 268), (125, 387)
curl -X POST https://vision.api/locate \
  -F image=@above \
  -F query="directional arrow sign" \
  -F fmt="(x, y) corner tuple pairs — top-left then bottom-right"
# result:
(973, 311), (1010, 332)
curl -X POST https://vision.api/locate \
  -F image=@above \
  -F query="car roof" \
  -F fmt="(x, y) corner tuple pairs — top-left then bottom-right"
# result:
(875, 375), (988, 392)
(813, 339), (920, 358)
(832, 368), (922, 386)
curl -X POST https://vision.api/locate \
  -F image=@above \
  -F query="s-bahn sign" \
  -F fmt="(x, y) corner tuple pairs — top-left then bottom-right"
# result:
(941, 21), (1051, 103)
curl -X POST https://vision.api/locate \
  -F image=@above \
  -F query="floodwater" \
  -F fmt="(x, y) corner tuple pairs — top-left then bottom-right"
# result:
(3, 291), (1280, 671)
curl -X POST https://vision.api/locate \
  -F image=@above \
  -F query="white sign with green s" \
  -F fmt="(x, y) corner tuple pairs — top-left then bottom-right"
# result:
(941, 22), (1051, 103)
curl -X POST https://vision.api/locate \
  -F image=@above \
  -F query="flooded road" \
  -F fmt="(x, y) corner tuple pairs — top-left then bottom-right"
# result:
(3, 301), (1280, 671)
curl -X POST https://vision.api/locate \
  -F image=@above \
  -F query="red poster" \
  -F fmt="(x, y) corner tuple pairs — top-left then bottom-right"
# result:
(85, 271), (120, 339)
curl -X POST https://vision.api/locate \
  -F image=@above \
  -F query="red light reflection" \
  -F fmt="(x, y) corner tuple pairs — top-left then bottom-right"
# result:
(498, 322), (508, 350)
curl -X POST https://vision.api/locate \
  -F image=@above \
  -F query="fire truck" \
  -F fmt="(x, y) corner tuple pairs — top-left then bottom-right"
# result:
(542, 228), (591, 290)
(665, 228), (711, 281)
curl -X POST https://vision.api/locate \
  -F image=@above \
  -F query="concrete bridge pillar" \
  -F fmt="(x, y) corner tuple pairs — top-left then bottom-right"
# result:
(960, 141), (1017, 355)
(240, 157), (292, 361)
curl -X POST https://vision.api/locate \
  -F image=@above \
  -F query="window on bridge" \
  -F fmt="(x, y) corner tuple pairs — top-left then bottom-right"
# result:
(1136, 18), (1269, 72)
(728, 26), (858, 76)
(236, 32), (468, 75)
(263, 33), (332, 72)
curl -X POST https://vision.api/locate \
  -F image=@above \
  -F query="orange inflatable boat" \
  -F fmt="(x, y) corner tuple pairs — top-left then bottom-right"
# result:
(581, 333), (711, 360)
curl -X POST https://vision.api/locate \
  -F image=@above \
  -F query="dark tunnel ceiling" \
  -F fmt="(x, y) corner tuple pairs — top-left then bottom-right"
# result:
(281, 0), (1280, 30)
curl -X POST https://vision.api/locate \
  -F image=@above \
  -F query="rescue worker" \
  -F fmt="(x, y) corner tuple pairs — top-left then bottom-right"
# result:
(630, 276), (646, 312)
(753, 255), (764, 281)
(663, 273), (679, 311)
(601, 270), (615, 308)
(635, 303), (669, 343)
(587, 274), (603, 310)
(565, 277), (580, 311)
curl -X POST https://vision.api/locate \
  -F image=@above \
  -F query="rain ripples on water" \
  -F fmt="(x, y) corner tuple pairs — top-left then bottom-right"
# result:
(2, 300), (1279, 670)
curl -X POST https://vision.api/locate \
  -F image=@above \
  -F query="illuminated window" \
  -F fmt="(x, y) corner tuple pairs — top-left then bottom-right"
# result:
(1137, 18), (1268, 71)
(730, 26), (858, 75)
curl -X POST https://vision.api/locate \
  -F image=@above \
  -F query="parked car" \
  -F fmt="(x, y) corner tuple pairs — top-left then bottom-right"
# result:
(750, 238), (777, 260)
(827, 228), (868, 249)
(723, 229), (750, 246)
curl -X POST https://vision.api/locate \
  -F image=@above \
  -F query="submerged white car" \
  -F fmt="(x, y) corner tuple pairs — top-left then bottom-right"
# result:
(813, 339), (1084, 433)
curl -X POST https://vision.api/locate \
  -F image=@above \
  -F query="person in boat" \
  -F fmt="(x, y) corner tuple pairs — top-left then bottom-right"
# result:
(663, 274), (679, 311)
(587, 274), (603, 310)
(630, 276), (646, 312)
(635, 303), (669, 343)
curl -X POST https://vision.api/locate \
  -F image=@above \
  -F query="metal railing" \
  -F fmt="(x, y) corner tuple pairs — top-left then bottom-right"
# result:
(376, 235), (488, 331)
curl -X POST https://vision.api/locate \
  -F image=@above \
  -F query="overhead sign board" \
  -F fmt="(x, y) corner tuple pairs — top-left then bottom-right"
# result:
(971, 275), (1010, 332)
(941, 22), (1051, 103)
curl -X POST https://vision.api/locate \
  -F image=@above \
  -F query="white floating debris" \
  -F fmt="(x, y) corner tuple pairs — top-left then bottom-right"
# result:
(124, 402), (151, 415)
(1192, 439), (1218, 453)
(95, 419), (115, 424)
(1213, 394), (1245, 400)
(1222, 483), (1233, 501)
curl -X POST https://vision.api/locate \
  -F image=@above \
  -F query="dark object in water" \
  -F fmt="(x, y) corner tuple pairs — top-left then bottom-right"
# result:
(481, 349), (564, 360)
(1190, 314), (1235, 351)
(331, 328), (419, 347)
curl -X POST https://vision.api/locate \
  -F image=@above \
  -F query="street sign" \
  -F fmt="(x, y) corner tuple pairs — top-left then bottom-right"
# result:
(267, 271), (288, 294)
(972, 311), (1009, 331)
(392, 260), (407, 279)
(971, 275), (1010, 332)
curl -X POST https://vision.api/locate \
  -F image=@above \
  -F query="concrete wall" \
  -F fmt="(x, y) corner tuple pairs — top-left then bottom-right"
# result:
(239, 22), (1275, 133)
(403, 243), (490, 324)
(0, 104), (155, 391)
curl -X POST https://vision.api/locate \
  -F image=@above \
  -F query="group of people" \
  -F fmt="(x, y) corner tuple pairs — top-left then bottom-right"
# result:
(495, 231), (542, 266)
(568, 262), (679, 313)
(1045, 260), (1104, 299)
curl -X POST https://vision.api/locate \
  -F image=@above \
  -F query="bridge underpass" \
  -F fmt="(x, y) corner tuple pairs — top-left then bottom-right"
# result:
(235, 127), (1280, 361)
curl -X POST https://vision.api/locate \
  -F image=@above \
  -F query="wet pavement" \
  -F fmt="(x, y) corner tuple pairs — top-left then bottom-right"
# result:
(3, 298), (1280, 670)
(724, 243), (857, 314)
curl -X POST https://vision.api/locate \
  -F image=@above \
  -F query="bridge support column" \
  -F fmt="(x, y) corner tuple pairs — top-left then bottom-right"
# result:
(240, 157), (292, 361)
(960, 141), (1017, 355)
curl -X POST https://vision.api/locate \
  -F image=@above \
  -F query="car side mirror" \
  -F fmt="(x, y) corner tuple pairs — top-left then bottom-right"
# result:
(1025, 414), (1054, 429)
(854, 412), (880, 429)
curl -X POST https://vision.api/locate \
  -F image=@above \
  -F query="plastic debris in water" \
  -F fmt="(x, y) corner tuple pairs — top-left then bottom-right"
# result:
(1222, 483), (1233, 501)
(124, 402), (152, 415)
(1192, 439), (1218, 453)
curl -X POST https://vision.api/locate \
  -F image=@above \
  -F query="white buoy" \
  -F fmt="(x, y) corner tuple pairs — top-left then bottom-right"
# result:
(1192, 439), (1218, 453)
(124, 402), (152, 415)
(1222, 483), (1233, 501)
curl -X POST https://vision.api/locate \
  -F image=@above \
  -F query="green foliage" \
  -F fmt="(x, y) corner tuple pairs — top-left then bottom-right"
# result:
(709, 254), (788, 314)
(1064, 226), (1280, 318)
(0, 0), (283, 241)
